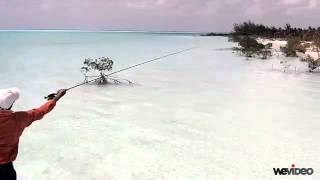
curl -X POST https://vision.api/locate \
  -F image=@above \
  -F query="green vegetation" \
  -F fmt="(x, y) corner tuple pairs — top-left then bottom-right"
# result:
(280, 38), (305, 57)
(80, 57), (133, 84)
(81, 57), (114, 84)
(313, 31), (320, 58)
(233, 36), (271, 59)
(206, 21), (320, 40)
(206, 21), (320, 71)
(301, 55), (320, 72)
(231, 22), (320, 63)
(300, 32), (320, 71)
(202, 32), (230, 36)
(233, 21), (320, 41)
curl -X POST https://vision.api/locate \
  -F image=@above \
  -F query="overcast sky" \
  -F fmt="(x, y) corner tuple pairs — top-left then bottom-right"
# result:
(0, 0), (319, 32)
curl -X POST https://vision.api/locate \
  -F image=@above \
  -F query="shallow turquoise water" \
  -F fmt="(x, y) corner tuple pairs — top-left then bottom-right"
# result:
(0, 31), (319, 180)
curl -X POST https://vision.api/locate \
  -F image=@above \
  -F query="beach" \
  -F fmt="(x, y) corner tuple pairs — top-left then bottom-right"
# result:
(257, 38), (320, 59)
(0, 31), (319, 180)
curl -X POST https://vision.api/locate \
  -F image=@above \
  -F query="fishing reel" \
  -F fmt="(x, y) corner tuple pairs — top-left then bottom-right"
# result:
(44, 93), (57, 100)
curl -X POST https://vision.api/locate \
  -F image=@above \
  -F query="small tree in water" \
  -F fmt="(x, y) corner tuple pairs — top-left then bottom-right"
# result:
(80, 57), (133, 85)
(81, 57), (114, 84)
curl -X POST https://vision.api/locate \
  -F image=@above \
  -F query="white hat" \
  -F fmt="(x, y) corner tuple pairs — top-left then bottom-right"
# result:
(0, 87), (21, 109)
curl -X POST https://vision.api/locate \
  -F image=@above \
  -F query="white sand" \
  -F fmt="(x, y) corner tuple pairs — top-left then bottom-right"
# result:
(257, 38), (287, 52)
(258, 38), (320, 61)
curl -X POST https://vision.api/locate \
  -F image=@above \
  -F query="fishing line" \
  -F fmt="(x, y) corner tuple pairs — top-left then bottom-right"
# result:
(67, 47), (197, 91)
(45, 47), (198, 99)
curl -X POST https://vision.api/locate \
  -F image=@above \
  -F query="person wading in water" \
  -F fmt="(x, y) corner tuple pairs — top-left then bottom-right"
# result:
(0, 87), (66, 180)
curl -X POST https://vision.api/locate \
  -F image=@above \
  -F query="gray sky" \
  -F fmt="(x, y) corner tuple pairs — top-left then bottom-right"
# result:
(0, 0), (319, 32)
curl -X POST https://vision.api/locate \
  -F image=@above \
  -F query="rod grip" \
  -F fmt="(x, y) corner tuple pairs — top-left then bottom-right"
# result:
(44, 93), (57, 100)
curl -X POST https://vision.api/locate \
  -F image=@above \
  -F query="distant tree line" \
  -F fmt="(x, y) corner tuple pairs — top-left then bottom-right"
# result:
(233, 21), (320, 41)
(205, 21), (320, 71)
(205, 21), (320, 41)
(232, 21), (320, 71)
(202, 32), (229, 36)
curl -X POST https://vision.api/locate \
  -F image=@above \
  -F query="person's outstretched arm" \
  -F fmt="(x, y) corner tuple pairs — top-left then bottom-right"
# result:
(13, 89), (66, 129)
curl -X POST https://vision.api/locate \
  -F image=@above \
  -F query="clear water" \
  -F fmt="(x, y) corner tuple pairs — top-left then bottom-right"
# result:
(0, 31), (319, 180)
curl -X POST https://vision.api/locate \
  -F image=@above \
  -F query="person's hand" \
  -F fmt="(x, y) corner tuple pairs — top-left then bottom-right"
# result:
(53, 89), (67, 101)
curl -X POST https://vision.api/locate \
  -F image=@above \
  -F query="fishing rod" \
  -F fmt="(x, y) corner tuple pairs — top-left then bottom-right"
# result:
(45, 47), (197, 99)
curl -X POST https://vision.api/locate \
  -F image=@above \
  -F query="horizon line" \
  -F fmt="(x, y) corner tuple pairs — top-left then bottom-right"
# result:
(0, 29), (215, 34)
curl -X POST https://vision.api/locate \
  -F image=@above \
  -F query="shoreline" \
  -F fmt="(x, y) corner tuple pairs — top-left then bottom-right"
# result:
(257, 38), (319, 60)
(0, 29), (202, 34)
